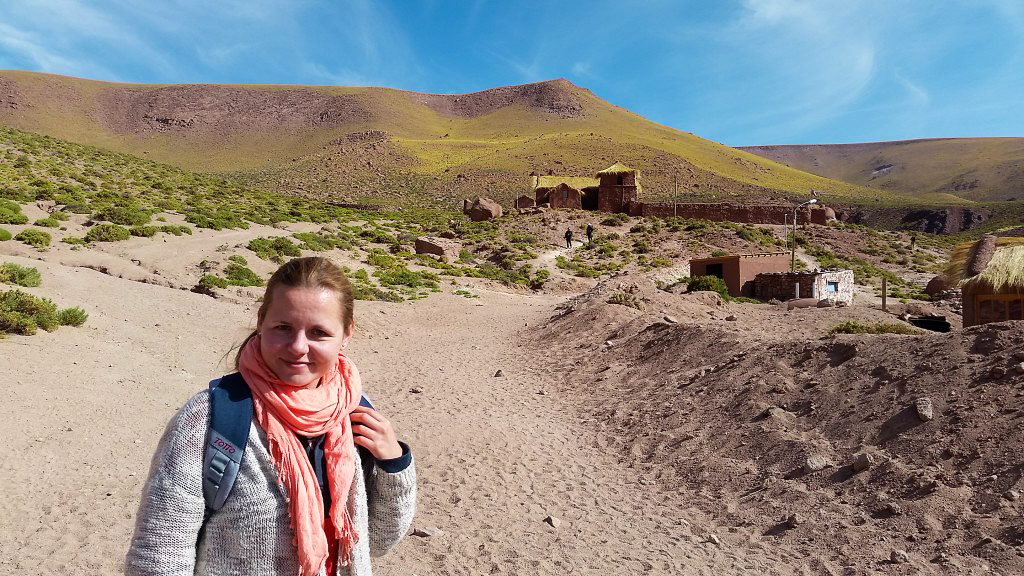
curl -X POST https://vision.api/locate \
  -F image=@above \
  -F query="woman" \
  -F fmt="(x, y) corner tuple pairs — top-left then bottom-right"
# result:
(126, 256), (416, 576)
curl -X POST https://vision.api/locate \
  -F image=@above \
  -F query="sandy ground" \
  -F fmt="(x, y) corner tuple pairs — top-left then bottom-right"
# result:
(1, 221), (1010, 576)
(0, 248), (763, 576)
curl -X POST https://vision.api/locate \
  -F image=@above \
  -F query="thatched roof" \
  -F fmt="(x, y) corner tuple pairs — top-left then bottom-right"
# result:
(596, 163), (635, 177)
(533, 175), (598, 191)
(946, 236), (1024, 292)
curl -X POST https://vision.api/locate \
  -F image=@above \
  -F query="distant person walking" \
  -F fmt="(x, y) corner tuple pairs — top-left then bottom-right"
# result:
(586, 223), (594, 244)
(564, 228), (573, 249)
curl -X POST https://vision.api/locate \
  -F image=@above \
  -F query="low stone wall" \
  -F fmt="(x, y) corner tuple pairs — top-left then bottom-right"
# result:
(632, 202), (831, 225)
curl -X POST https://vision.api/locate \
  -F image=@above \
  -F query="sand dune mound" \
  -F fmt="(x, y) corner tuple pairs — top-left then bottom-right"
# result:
(535, 282), (1024, 574)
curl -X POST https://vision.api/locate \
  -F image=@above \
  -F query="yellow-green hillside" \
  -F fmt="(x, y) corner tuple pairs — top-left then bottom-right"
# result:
(0, 71), (909, 208)
(740, 138), (1024, 203)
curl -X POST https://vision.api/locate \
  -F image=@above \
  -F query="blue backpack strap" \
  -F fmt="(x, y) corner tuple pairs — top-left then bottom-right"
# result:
(203, 372), (253, 511)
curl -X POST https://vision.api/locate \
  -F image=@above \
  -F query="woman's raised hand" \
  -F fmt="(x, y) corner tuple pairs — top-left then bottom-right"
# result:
(351, 406), (403, 460)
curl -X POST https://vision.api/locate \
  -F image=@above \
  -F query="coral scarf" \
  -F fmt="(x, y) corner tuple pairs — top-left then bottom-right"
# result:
(239, 336), (361, 576)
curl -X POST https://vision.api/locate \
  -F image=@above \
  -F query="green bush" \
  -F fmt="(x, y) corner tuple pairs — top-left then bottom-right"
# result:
(687, 275), (730, 298)
(0, 228), (11, 241)
(15, 228), (51, 249)
(828, 321), (922, 335)
(130, 226), (159, 237)
(0, 289), (59, 335)
(85, 223), (131, 243)
(57, 307), (88, 327)
(710, 249), (730, 257)
(608, 291), (644, 310)
(93, 205), (151, 226)
(62, 237), (86, 246)
(247, 236), (301, 262)
(601, 213), (629, 226)
(199, 274), (229, 289)
(33, 217), (59, 228)
(225, 263), (264, 287)
(0, 263), (42, 287)
(228, 255), (248, 266)
(0, 200), (28, 225)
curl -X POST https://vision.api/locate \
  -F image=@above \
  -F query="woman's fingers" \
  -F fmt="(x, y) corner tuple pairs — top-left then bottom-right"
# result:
(350, 406), (402, 460)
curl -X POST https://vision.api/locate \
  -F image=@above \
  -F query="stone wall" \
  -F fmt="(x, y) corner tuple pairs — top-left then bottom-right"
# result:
(636, 202), (831, 225)
(754, 269), (855, 303)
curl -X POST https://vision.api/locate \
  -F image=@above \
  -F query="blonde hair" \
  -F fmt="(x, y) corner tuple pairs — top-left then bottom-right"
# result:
(234, 256), (354, 370)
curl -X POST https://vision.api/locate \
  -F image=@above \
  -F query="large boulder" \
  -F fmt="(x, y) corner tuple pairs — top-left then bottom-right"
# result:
(924, 275), (947, 296)
(415, 236), (462, 260)
(463, 197), (503, 222)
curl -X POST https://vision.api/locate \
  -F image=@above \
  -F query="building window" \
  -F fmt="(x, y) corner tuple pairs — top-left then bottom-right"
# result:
(562, 189), (568, 199)
(705, 263), (724, 279)
(826, 281), (839, 292)
(617, 176), (623, 185)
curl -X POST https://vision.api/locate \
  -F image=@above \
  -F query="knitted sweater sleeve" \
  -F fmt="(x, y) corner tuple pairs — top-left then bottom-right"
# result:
(366, 454), (417, 557)
(125, 392), (208, 576)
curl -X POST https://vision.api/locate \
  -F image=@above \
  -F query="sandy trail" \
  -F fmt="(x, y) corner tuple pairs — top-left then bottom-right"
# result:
(0, 255), (778, 575)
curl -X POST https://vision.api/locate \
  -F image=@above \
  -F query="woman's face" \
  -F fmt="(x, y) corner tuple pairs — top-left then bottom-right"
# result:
(258, 285), (352, 389)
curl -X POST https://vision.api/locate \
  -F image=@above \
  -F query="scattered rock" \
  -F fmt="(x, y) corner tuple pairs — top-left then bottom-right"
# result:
(414, 236), (462, 260)
(462, 196), (503, 221)
(1003, 490), (1020, 501)
(816, 298), (835, 308)
(1014, 350), (1024, 361)
(891, 549), (910, 564)
(785, 513), (802, 528)
(543, 515), (561, 528)
(494, 369), (504, 377)
(663, 315), (678, 324)
(706, 534), (722, 546)
(853, 452), (875, 472)
(725, 314), (738, 322)
(536, 389), (547, 396)
(1014, 362), (1024, 375)
(992, 365), (1007, 379)
(885, 502), (904, 516)
(409, 387), (423, 394)
(804, 455), (830, 473)
(412, 525), (442, 538)
(914, 397), (934, 422)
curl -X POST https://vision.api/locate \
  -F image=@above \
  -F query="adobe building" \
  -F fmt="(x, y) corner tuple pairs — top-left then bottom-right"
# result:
(754, 269), (855, 304)
(946, 235), (1024, 326)
(515, 194), (536, 209)
(595, 163), (639, 213)
(688, 252), (789, 298)
(536, 182), (583, 209)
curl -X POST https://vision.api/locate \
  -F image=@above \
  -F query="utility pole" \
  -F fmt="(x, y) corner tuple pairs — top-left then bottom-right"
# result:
(791, 198), (818, 272)
(673, 174), (678, 218)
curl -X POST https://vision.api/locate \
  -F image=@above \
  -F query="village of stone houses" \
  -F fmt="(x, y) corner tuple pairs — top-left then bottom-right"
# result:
(2, 73), (1024, 576)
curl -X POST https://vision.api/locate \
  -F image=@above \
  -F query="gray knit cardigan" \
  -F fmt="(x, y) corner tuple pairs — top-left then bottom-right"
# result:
(125, 390), (417, 576)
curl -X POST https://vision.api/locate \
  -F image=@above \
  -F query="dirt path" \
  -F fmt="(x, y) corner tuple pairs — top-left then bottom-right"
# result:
(359, 290), (787, 576)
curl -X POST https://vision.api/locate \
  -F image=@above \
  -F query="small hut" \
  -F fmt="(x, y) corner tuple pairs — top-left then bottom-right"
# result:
(946, 235), (1024, 326)
(537, 182), (583, 209)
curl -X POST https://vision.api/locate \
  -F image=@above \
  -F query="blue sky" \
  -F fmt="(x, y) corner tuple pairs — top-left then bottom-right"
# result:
(1, 0), (1022, 146)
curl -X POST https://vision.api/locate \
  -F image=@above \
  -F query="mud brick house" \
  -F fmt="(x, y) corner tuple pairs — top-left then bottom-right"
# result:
(946, 235), (1024, 327)
(531, 163), (639, 213)
(688, 252), (790, 298)
(754, 269), (855, 303)
(515, 194), (536, 209)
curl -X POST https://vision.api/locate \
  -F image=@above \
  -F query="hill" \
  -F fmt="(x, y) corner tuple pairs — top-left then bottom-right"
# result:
(0, 70), (901, 208)
(740, 138), (1024, 203)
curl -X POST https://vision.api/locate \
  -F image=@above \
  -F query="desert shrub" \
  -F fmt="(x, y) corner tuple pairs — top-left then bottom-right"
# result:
(62, 237), (86, 246)
(224, 263), (264, 287)
(85, 223), (130, 243)
(711, 249), (730, 257)
(352, 282), (404, 302)
(608, 291), (644, 310)
(247, 236), (301, 262)
(130, 226), (158, 237)
(0, 200), (28, 225)
(292, 232), (335, 252)
(51, 211), (70, 221)
(366, 249), (398, 269)
(15, 228), (51, 249)
(650, 257), (673, 268)
(453, 289), (478, 299)
(57, 307), (88, 327)
(93, 204), (151, 226)
(0, 263), (42, 287)
(199, 274), (229, 289)
(0, 228), (11, 241)
(228, 255), (248, 266)
(33, 217), (59, 228)
(160, 225), (192, 236)
(352, 268), (371, 282)
(0, 289), (59, 335)
(601, 213), (630, 227)
(828, 321), (921, 335)
(530, 268), (550, 289)
(687, 275), (730, 298)
(185, 209), (248, 230)
(359, 227), (398, 245)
